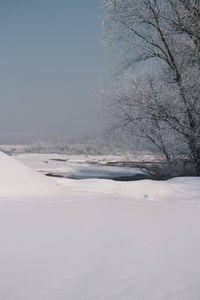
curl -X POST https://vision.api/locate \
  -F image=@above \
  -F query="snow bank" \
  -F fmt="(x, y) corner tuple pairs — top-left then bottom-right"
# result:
(54, 176), (200, 202)
(0, 151), (64, 200)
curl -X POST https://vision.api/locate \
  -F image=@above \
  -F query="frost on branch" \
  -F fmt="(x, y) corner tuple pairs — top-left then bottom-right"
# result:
(102, 0), (200, 176)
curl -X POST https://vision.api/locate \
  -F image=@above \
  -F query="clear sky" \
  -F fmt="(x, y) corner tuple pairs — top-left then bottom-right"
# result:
(0, 0), (108, 135)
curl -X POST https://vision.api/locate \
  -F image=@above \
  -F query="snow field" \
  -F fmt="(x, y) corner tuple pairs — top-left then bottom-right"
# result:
(0, 152), (200, 299)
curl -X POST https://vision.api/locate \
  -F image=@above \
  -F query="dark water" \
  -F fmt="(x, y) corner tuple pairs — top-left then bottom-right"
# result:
(45, 164), (149, 181)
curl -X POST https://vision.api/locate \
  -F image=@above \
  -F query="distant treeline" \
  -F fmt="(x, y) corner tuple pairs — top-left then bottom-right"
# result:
(0, 131), (136, 155)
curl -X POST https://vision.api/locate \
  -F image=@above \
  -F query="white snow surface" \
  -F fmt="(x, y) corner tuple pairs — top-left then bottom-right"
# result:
(0, 151), (65, 200)
(1, 152), (200, 299)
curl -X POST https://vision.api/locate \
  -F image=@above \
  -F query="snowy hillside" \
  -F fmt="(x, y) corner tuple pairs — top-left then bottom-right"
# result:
(0, 152), (200, 299)
(0, 151), (65, 200)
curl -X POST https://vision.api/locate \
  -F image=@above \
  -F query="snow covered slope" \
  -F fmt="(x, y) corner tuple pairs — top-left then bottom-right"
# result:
(0, 151), (64, 200)
(0, 151), (200, 299)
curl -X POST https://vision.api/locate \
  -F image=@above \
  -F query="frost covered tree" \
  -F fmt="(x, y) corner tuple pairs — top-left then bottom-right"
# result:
(167, 0), (200, 55)
(102, 0), (200, 175)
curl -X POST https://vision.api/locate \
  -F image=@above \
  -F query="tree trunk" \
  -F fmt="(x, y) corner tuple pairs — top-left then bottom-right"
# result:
(193, 147), (200, 176)
(188, 137), (200, 176)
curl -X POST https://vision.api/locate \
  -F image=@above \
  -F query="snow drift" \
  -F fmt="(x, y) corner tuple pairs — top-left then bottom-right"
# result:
(0, 151), (64, 200)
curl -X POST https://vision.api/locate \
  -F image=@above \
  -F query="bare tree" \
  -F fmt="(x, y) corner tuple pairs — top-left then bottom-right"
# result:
(102, 0), (200, 175)
(167, 0), (200, 55)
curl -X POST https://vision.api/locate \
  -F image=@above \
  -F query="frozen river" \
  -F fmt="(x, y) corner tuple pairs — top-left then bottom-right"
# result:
(15, 153), (147, 181)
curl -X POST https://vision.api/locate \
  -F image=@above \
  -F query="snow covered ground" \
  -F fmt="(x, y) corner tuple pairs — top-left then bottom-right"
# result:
(0, 152), (65, 201)
(1, 152), (200, 299)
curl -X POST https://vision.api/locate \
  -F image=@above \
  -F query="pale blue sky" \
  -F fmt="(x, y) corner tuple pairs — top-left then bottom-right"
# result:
(0, 0), (109, 134)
